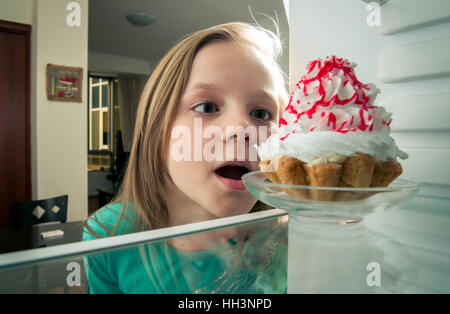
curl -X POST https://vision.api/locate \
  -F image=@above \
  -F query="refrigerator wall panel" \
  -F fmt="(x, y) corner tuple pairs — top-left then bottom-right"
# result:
(400, 148), (450, 185)
(379, 36), (450, 83)
(381, 0), (450, 35)
(290, 0), (450, 293)
(388, 93), (450, 131)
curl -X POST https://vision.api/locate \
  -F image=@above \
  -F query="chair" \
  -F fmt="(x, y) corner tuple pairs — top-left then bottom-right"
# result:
(11, 195), (68, 228)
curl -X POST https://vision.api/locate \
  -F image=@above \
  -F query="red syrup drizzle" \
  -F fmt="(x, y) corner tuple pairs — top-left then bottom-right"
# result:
(279, 56), (391, 141)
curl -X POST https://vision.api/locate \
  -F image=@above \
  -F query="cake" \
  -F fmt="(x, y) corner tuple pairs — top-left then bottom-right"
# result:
(256, 56), (408, 201)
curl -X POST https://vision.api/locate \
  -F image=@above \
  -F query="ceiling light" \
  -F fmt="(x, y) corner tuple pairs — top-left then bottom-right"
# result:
(126, 13), (155, 27)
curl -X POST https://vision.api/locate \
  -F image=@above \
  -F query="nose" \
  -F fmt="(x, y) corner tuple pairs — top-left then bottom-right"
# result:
(228, 131), (250, 142)
(218, 106), (260, 162)
(223, 111), (253, 142)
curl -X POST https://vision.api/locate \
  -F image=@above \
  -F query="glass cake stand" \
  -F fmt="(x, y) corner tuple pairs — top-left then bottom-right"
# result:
(243, 171), (420, 293)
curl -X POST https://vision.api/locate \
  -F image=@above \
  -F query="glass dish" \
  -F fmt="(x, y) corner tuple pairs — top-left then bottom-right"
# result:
(243, 171), (420, 223)
(243, 171), (421, 293)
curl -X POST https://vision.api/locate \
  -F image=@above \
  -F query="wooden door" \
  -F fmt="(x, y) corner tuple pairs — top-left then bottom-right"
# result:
(0, 20), (31, 231)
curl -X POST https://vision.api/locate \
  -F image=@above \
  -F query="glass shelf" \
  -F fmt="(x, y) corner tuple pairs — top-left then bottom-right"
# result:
(0, 209), (288, 294)
(0, 196), (449, 294)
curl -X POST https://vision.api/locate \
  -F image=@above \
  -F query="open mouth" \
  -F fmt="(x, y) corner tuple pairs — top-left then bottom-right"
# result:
(214, 165), (250, 181)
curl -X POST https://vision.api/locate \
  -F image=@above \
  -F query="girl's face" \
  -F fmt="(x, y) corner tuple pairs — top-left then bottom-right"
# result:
(167, 40), (281, 224)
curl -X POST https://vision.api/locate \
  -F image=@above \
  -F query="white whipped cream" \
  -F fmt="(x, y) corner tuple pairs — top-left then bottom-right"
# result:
(257, 56), (408, 163)
(256, 131), (408, 164)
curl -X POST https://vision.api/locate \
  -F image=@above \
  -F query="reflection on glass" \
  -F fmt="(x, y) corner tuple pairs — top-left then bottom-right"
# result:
(83, 218), (288, 294)
(0, 256), (88, 294)
(101, 84), (108, 108)
(0, 214), (288, 294)
(91, 85), (99, 109)
(287, 214), (418, 293)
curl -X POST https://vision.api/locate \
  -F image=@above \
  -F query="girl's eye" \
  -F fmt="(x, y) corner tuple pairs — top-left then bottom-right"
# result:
(193, 102), (219, 114)
(250, 109), (273, 121)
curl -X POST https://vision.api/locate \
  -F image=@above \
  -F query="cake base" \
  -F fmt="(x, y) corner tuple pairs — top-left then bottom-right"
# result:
(260, 154), (402, 201)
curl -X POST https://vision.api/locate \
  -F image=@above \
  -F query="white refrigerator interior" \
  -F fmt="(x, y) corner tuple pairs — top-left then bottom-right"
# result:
(287, 0), (450, 293)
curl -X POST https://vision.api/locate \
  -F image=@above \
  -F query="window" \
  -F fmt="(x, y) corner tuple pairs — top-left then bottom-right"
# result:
(88, 76), (121, 171)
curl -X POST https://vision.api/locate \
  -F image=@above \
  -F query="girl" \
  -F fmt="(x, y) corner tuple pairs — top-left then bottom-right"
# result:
(83, 22), (288, 294)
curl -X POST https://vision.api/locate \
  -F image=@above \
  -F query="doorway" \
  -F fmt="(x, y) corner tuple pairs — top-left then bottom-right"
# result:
(0, 20), (31, 230)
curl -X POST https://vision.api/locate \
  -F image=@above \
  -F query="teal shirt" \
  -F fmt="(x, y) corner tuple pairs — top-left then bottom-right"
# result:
(82, 203), (287, 294)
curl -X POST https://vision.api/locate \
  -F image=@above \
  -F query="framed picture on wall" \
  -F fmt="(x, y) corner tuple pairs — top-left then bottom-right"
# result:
(46, 64), (83, 102)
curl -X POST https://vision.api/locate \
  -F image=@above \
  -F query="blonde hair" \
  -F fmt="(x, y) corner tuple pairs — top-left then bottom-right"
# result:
(86, 22), (287, 237)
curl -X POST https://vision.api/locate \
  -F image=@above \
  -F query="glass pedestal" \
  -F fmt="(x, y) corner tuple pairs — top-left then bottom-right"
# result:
(287, 214), (416, 293)
(243, 171), (420, 293)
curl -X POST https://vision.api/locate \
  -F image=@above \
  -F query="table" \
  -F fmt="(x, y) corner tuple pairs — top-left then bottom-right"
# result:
(0, 221), (84, 254)
(0, 221), (85, 293)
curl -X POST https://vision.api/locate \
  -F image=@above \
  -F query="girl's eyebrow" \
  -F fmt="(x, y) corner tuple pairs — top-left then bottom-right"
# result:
(254, 90), (277, 104)
(185, 82), (221, 93)
(184, 82), (277, 107)
(188, 82), (276, 101)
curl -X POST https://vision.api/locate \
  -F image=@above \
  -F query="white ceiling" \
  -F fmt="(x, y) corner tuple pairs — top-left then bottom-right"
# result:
(89, 0), (288, 65)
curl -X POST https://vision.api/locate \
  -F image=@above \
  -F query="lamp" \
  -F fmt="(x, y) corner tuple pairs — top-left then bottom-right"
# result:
(126, 13), (155, 27)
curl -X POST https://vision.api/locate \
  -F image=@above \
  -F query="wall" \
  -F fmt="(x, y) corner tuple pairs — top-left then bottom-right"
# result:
(31, 0), (89, 222)
(0, 0), (89, 222)
(0, 0), (33, 24)
(88, 51), (153, 75)
(289, 0), (450, 292)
